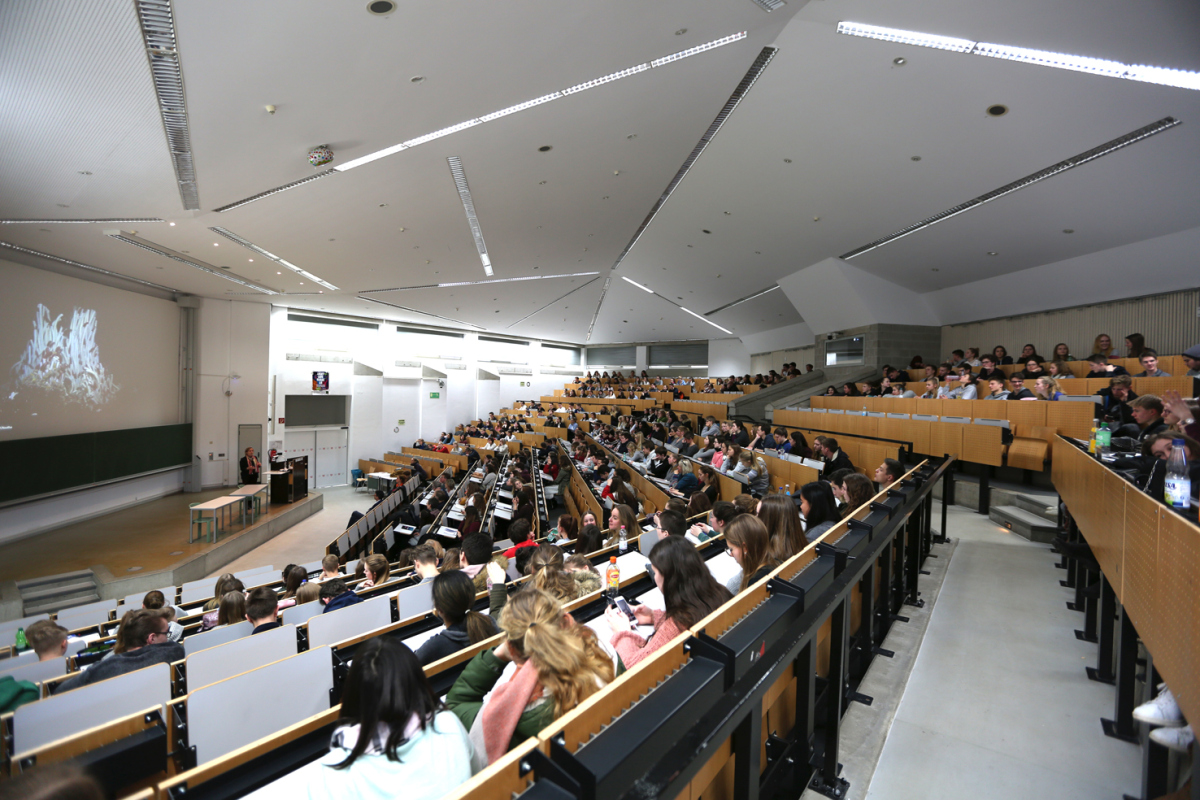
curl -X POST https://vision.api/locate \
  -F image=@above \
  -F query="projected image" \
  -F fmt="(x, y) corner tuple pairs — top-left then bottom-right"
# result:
(9, 304), (118, 410)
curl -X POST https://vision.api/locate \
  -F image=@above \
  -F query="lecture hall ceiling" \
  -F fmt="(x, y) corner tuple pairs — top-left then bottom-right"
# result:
(0, 0), (1197, 344)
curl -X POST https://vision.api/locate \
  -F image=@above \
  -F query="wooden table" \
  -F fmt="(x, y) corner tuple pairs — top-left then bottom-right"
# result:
(230, 483), (270, 519)
(189, 496), (246, 543)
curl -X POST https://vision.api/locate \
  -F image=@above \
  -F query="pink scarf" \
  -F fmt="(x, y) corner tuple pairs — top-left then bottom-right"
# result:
(479, 659), (542, 764)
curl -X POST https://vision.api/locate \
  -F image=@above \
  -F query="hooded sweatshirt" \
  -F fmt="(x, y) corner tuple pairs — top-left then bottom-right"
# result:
(415, 617), (500, 666)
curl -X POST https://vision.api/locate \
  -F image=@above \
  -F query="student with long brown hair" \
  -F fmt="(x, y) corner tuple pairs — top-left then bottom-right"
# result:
(447, 589), (615, 764)
(757, 493), (805, 562)
(724, 514), (780, 593)
(604, 536), (732, 667)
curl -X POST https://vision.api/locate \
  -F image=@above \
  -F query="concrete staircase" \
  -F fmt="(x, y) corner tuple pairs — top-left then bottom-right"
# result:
(18, 570), (100, 616)
(989, 495), (1059, 543)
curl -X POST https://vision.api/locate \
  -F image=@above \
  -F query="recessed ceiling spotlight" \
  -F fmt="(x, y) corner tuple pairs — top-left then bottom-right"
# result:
(169, 222), (175, 226)
(1063, 228), (1075, 233)
(987, 104), (1008, 116)
(248, 258), (253, 262)
(538, 145), (552, 152)
(911, 155), (922, 161)
(277, 271), (282, 274)
(220, 266), (231, 270)
(368, 0), (396, 15)
(676, 28), (687, 35)
(893, 57), (907, 65)
(702, 229), (711, 234)
(410, 75), (425, 83)
(931, 268), (940, 272)
(539, 180), (547, 185)
(213, 242), (218, 246)
(379, 203), (388, 207)
(813, 216), (820, 221)
(57, 204), (68, 208)
(78, 171), (92, 175)
(987, 251), (998, 256)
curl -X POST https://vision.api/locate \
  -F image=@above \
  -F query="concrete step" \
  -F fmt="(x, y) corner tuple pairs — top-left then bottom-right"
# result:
(1011, 493), (1058, 522)
(20, 579), (97, 603)
(16, 569), (95, 591)
(24, 589), (101, 616)
(989, 505), (1060, 543)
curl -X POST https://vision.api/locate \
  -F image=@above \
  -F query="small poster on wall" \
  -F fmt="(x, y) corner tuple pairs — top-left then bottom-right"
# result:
(312, 371), (330, 393)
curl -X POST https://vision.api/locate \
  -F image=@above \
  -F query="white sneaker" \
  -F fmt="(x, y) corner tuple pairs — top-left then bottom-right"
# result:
(1149, 724), (1194, 753)
(1133, 686), (1186, 727)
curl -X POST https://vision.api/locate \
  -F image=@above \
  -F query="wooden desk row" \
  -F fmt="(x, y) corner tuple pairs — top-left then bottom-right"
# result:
(1053, 438), (1200, 732)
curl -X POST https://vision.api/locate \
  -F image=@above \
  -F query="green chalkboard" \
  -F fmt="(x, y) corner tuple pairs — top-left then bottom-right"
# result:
(0, 423), (192, 504)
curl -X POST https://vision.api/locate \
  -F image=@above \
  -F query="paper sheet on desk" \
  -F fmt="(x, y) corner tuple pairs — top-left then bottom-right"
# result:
(705, 552), (742, 588)
(401, 625), (444, 652)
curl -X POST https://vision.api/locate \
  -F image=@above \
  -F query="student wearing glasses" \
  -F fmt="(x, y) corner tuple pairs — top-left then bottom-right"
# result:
(57, 609), (183, 692)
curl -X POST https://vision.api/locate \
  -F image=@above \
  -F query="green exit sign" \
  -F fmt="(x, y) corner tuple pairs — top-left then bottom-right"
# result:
(430, 392), (440, 399)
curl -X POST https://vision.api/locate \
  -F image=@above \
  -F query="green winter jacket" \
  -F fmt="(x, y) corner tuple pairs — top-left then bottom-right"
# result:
(445, 649), (556, 753)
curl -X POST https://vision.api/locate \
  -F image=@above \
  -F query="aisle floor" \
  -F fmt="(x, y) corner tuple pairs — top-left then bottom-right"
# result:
(865, 504), (1141, 800)
(206, 485), (370, 578)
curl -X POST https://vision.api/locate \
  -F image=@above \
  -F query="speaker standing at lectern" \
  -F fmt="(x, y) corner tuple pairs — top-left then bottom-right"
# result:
(240, 447), (261, 485)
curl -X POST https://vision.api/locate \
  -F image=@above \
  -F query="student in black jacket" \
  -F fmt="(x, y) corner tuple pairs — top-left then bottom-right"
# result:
(814, 436), (854, 475)
(415, 570), (499, 666)
(1006, 375), (1035, 400)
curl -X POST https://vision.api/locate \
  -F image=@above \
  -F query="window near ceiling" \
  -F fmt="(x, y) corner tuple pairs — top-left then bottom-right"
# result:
(648, 342), (708, 368)
(586, 345), (636, 367)
(540, 343), (581, 366)
(824, 336), (865, 367)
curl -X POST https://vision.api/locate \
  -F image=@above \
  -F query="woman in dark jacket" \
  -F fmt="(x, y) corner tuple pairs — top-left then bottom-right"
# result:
(415, 570), (499, 666)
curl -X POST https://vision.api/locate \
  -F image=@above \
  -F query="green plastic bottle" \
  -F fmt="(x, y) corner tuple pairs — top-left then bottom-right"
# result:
(15, 627), (27, 650)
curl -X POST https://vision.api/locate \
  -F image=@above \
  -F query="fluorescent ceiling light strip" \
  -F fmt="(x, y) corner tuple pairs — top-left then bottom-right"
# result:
(0, 240), (178, 293)
(1, 218), (164, 224)
(135, 0), (199, 209)
(681, 307), (733, 334)
(704, 284), (780, 316)
(331, 32), (748, 176)
(650, 32), (748, 67)
(213, 170), (337, 213)
(506, 276), (602, 330)
(209, 227), (339, 290)
(360, 296), (486, 330)
(836, 21), (1200, 91)
(358, 271), (600, 294)
(106, 233), (277, 294)
(841, 116), (1180, 260)
(479, 93), (563, 122)
(750, 0), (786, 10)
(336, 142), (408, 171)
(446, 157), (493, 276)
(621, 276), (655, 294)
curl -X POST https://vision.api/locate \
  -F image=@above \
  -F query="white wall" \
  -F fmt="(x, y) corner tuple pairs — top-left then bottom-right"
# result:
(779, 258), (936, 334)
(382, 378), (421, 453)
(0, 469), (185, 544)
(192, 298), (270, 488)
(708, 338), (751, 377)
(924, 225), (1200, 324)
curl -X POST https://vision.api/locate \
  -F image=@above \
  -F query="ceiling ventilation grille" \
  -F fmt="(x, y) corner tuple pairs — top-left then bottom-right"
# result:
(1, 219), (164, 225)
(105, 232), (277, 294)
(447, 157), (493, 276)
(841, 116), (1181, 260)
(135, 0), (199, 210)
(210, 226), (339, 290)
(213, 170), (337, 213)
(0, 241), (177, 293)
(705, 284), (780, 316)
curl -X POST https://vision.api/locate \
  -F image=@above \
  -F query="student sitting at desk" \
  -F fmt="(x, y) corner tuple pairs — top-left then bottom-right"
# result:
(57, 609), (183, 693)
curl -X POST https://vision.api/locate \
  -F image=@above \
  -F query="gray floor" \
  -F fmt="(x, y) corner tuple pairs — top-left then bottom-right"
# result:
(206, 485), (371, 578)
(863, 502), (1141, 800)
